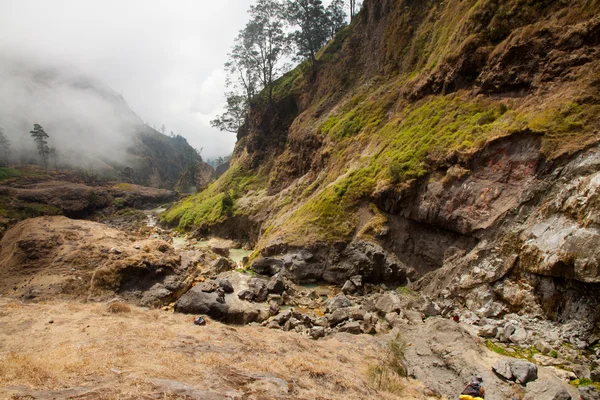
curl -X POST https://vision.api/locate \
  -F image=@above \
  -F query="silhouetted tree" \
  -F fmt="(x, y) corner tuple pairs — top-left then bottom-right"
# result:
(245, 0), (289, 103)
(0, 127), (11, 167)
(327, 0), (347, 39)
(30, 124), (51, 171)
(211, 92), (249, 133)
(286, 0), (330, 64)
(160, 124), (166, 134)
(214, 0), (290, 132)
(349, 0), (359, 20)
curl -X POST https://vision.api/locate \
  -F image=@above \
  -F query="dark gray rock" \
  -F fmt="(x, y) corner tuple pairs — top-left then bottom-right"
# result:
(338, 320), (362, 334)
(174, 287), (267, 325)
(511, 360), (538, 384)
(349, 307), (366, 321)
(140, 283), (172, 307)
(251, 257), (283, 276)
(271, 310), (291, 326)
(500, 322), (516, 342)
(269, 301), (280, 316)
(580, 386), (600, 400)
(341, 280), (357, 295)
(420, 299), (441, 317)
(210, 257), (235, 274)
(267, 294), (283, 305)
(328, 308), (349, 327)
(266, 274), (286, 294)
(326, 295), (351, 313)
(249, 278), (269, 302)
(237, 290), (255, 301)
(309, 326), (325, 340)
(349, 275), (363, 288)
(217, 279), (234, 293)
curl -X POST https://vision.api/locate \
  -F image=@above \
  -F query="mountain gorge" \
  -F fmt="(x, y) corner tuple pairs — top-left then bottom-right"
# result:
(165, 0), (600, 335)
(3, 1), (600, 399)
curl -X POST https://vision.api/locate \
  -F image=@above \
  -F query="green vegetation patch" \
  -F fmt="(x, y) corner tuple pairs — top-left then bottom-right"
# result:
(0, 168), (23, 182)
(269, 94), (511, 245)
(0, 195), (62, 223)
(485, 340), (543, 363)
(524, 102), (600, 157)
(271, 61), (310, 100)
(161, 165), (260, 231)
(380, 96), (510, 182)
(319, 89), (397, 140)
(570, 378), (600, 389)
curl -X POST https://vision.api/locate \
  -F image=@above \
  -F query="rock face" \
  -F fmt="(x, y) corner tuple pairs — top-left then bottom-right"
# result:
(414, 140), (600, 335)
(253, 240), (406, 284)
(580, 386), (600, 400)
(0, 216), (190, 306)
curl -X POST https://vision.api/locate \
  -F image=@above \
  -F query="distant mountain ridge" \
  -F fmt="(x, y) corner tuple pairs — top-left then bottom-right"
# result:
(0, 57), (209, 189)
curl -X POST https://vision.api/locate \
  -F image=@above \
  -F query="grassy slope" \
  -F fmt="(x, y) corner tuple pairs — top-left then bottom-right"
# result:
(0, 168), (63, 229)
(163, 0), (600, 249)
(0, 298), (421, 399)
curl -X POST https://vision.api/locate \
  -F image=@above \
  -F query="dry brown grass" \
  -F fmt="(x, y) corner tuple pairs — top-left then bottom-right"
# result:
(0, 298), (429, 399)
(106, 301), (131, 314)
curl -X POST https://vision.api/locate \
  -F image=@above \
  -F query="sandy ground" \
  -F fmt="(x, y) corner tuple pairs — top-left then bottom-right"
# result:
(0, 298), (432, 400)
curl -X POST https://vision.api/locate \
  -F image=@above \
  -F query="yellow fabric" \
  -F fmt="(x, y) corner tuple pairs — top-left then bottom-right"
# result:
(459, 396), (484, 400)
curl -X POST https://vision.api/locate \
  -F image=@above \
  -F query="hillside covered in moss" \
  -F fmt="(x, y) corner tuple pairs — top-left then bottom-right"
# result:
(165, 0), (600, 251)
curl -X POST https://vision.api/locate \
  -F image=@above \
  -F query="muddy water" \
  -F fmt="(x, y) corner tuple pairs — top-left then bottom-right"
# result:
(144, 206), (168, 228)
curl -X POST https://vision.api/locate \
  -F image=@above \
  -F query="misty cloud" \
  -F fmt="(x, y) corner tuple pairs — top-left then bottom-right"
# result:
(0, 55), (141, 168)
(0, 0), (255, 159)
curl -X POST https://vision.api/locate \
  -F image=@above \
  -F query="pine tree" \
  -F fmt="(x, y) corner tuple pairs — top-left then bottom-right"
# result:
(29, 124), (51, 171)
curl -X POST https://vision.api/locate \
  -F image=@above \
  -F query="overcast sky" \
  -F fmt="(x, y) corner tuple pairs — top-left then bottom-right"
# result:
(0, 0), (258, 159)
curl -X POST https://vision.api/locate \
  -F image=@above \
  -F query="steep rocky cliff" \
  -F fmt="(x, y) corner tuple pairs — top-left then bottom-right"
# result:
(164, 0), (600, 336)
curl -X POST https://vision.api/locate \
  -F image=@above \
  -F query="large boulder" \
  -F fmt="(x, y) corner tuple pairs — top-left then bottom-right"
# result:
(375, 293), (402, 314)
(251, 257), (283, 276)
(325, 295), (352, 313)
(266, 274), (286, 294)
(175, 286), (269, 324)
(493, 359), (538, 385)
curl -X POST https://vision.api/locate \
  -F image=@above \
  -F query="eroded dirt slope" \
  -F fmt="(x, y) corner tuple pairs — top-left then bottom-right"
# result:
(0, 216), (190, 306)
